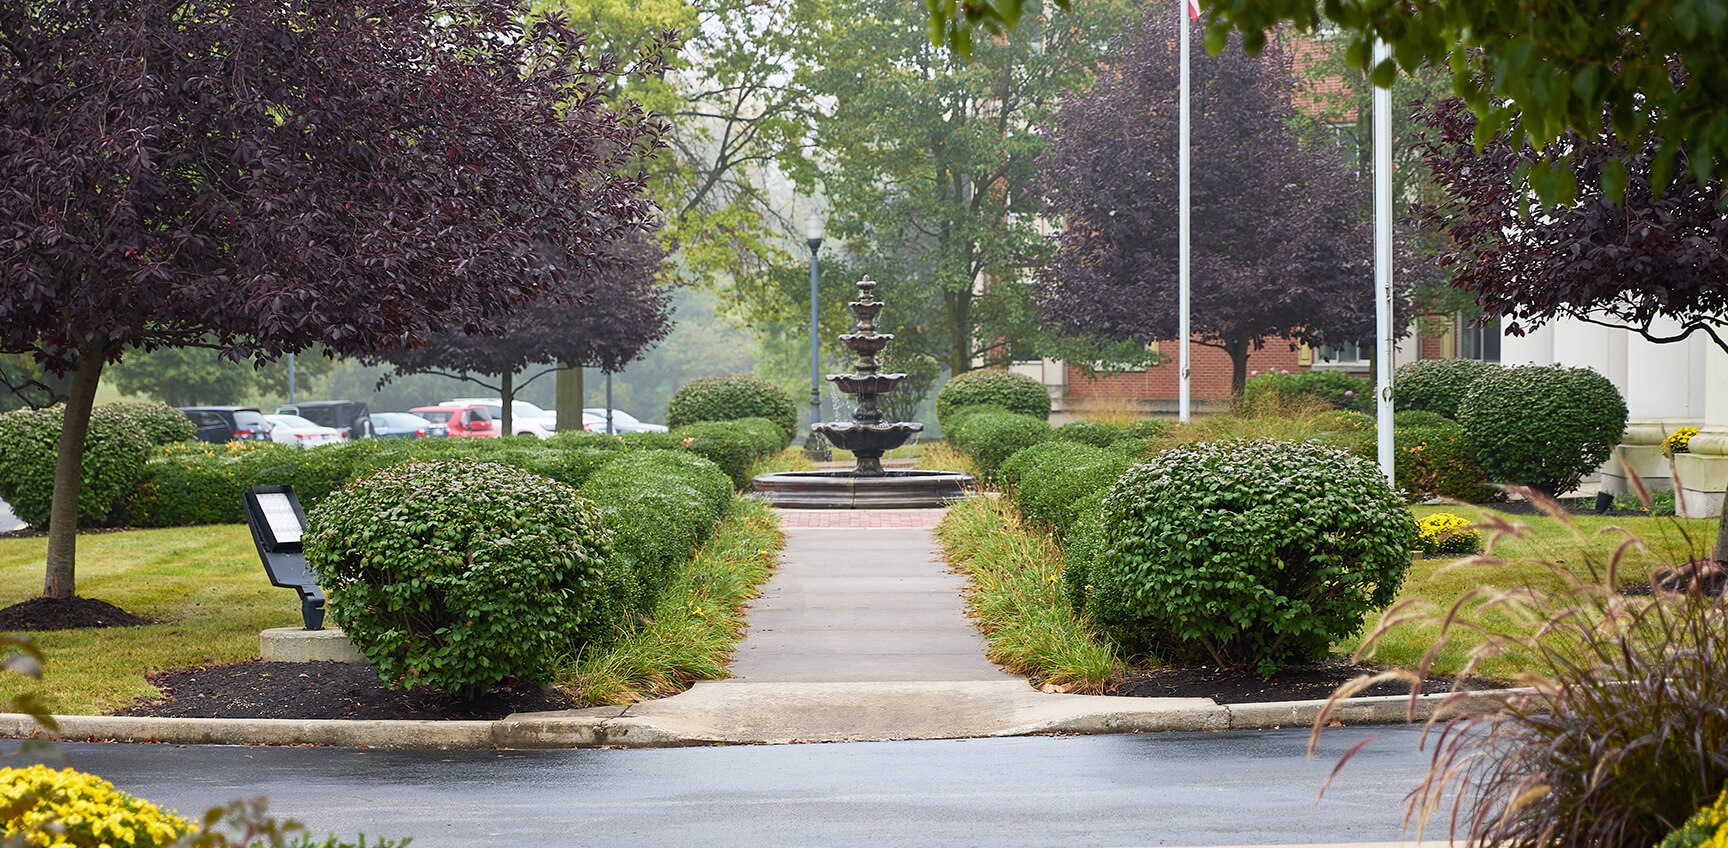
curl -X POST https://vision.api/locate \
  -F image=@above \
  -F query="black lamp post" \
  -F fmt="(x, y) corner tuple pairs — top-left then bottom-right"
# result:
(806, 213), (828, 458)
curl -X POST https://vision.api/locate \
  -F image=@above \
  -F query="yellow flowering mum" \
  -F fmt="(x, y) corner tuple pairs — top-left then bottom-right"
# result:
(1659, 787), (1728, 848)
(1666, 427), (1701, 457)
(1414, 512), (1480, 555)
(1, 765), (192, 848)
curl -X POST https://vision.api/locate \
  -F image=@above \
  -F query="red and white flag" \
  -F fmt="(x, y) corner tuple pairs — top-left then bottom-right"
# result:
(1186, 0), (1200, 20)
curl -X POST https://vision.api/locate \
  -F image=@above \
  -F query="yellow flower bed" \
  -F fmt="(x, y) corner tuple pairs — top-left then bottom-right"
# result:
(1414, 512), (1480, 555)
(1, 765), (192, 848)
(1666, 426), (1701, 456)
(1659, 787), (1728, 848)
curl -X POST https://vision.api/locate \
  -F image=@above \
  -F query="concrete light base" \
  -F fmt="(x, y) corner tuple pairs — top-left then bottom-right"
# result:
(260, 627), (368, 664)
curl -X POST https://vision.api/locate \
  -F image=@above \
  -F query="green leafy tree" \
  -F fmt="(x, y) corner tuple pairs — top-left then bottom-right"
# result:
(789, 0), (1134, 379)
(107, 346), (258, 407)
(927, 0), (1728, 202)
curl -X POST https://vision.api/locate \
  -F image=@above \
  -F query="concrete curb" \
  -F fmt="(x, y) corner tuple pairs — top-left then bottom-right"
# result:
(0, 688), (1520, 750)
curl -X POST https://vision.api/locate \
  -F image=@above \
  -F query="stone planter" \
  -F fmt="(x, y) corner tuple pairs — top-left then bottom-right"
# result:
(1673, 431), (1728, 518)
(1600, 423), (1684, 495)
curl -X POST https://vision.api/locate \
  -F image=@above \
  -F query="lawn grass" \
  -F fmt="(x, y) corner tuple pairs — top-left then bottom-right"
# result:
(935, 496), (1121, 692)
(1340, 503), (1720, 678)
(937, 493), (1721, 684)
(0, 525), (297, 715)
(558, 497), (781, 705)
(1, 501), (784, 715)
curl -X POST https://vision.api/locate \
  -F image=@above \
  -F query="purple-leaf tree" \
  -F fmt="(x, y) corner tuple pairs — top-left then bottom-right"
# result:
(0, 0), (666, 601)
(1411, 96), (1728, 564)
(372, 237), (674, 436)
(1036, 12), (1395, 397)
(1412, 97), (1728, 354)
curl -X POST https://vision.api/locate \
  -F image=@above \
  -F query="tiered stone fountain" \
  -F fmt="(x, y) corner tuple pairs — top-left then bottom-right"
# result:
(752, 277), (975, 508)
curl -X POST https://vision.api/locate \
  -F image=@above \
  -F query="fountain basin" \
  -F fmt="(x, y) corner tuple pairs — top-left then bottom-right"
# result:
(827, 374), (907, 396)
(751, 469), (976, 509)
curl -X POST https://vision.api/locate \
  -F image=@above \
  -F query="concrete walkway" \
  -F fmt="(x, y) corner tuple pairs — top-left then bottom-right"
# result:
(0, 506), (1509, 749)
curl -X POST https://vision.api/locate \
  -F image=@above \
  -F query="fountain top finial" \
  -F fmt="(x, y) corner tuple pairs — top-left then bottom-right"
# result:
(855, 276), (876, 301)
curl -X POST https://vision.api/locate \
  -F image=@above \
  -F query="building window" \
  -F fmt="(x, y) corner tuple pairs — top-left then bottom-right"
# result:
(1458, 314), (1501, 362)
(1314, 340), (1369, 367)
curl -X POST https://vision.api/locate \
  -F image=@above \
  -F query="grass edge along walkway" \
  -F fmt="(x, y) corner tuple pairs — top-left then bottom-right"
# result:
(936, 496), (1122, 694)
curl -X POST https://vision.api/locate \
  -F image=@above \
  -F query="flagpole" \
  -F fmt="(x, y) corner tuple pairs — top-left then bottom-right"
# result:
(1373, 38), (1395, 484)
(1178, 0), (1192, 424)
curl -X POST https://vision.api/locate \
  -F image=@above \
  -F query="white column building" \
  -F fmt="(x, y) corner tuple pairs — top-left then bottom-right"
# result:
(1500, 317), (1728, 515)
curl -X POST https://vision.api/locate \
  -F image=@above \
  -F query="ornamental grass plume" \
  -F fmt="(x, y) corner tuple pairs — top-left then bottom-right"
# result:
(1312, 485), (1728, 848)
(1, 764), (193, 847)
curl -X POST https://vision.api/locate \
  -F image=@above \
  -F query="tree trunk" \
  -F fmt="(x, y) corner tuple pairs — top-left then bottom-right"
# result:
(945, 289), (972, 377)
(555, 362), (583, 433)
(43, 347), (106, 600)
(1226, 336), (1251, 400)
(499, 370), (514, 438)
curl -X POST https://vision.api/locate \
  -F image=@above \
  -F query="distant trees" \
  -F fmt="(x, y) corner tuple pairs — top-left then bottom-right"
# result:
(787, 0), (1135, 380)
(1037, 14), (1392, 397)
(374, 239), (675, 435)
(0, 0), (664, 600)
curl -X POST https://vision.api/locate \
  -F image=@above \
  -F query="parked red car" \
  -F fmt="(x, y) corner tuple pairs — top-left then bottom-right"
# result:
(409, 405), (497, 438)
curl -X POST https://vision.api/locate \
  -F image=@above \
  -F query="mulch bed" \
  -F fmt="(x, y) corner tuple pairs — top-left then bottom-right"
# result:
(116, 661), (582, 721)
(1108, 660), (1496, 703)
(0, 596), (160, 631)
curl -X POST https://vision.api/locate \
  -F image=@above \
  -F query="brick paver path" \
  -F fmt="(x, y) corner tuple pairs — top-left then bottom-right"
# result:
(773, 509), (947, 529)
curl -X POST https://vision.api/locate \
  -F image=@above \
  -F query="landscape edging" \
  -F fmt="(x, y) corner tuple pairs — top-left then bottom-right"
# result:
(0, 688), (1525, 750)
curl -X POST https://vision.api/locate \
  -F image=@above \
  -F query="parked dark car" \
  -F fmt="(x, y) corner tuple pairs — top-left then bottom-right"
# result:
(179, 406), (271, 443)
(277, 401), (373, 440)
(370, 412), (433, 439)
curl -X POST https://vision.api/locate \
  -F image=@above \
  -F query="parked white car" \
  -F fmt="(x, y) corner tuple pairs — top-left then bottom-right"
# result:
(440, 399), (558, 438)
(582, 408), (669, 434)
(262, 414), (343, 448)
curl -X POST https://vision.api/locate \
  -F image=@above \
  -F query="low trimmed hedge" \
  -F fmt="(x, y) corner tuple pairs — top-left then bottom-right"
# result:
(1395, 421), (1499, 503)
(123, 422), (777, 527)
(998, 440), (1132, 536)
(946, 409), (1052, 483)
(674, 417), (786, 488)
(579, 450), (733, 628)
(108, 401), (196, 446)
(0, 403), (150, 529)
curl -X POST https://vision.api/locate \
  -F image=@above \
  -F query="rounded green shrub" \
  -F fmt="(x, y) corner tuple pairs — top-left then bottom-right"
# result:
(1394, 358), (1497, 420)
(945, 410), (1052, 483)
(1082, 439), (1415, 673)
(999, 440), (1132, 536)
(0, 404), (150, 529)
(1457, 364), (1628, 496)
(1244, 369), (1374, 414)
(1052, 421), (1130, 449)
(935, 369), (1050, 430)
(106, 401), (196, 446)
(1060, 491), (1110, 614)
(1393, 410), (1454, 430)
(674, 417), (784, 487)
(1395, 421), (1500, 503)
(305, 460), (613, 697)
(666, 375), (797, 440)
(580, 451), (731, 626)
